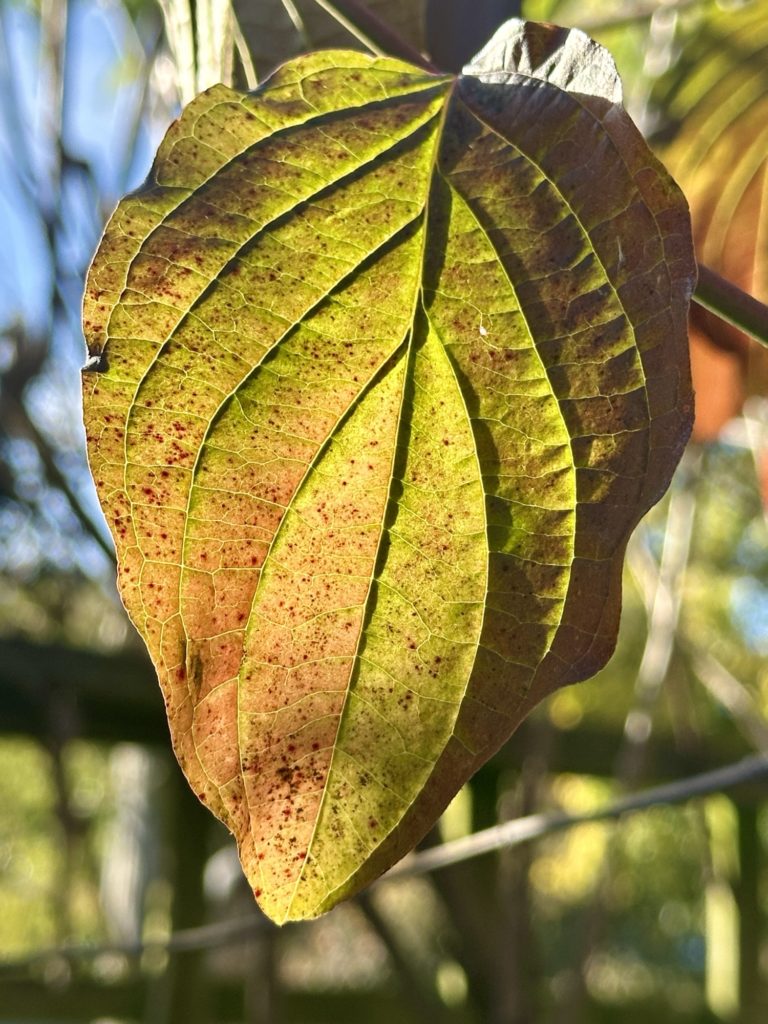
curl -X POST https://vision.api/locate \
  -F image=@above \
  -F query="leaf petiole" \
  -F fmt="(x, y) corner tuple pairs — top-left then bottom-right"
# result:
(693, 264), (768, 348)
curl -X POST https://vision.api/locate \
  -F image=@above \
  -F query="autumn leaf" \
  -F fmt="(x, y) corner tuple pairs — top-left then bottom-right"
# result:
(82, 19), (694, 923)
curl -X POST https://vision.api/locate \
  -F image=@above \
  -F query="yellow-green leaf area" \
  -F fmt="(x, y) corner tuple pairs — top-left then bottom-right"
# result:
(83, 20), (695, 923)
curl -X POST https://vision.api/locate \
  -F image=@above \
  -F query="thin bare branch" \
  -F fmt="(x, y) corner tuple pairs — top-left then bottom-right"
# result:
(233, 7), (258, 89)
(2, 754), (766, 975)
(311, 0), (436, 70)
(691, 649), (768, 753)
(281, 0), (309, 40)
(357, 893), (449, 1019)
(5, 392), (115, 562)
(384, 754), (768, 879)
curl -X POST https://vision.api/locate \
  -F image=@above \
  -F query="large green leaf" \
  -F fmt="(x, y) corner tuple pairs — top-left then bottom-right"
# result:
(82, 19), (694, 923)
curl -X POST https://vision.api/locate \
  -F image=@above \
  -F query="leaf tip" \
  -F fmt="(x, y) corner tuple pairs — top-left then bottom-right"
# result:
(462, 18), (623, 105)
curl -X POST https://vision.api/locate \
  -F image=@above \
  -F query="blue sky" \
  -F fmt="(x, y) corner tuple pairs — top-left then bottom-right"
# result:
(0, 0), (169, 578)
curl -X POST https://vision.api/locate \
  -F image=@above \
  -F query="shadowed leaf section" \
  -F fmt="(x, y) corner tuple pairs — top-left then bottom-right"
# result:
(83, 19), (694, 923)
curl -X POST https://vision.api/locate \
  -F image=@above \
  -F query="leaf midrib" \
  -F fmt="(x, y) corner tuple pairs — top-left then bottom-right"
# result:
(282, 83), (459, 919)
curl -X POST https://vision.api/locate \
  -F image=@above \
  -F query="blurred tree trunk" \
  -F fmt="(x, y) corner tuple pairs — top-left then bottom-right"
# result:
(736, 803), (763, 1024)
(145, 763), (212, 1024)
(491, 783), (539, 1024)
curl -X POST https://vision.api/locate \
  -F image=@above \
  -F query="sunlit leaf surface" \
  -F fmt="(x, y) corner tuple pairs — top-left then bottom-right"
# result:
(83, 19), (694, 922)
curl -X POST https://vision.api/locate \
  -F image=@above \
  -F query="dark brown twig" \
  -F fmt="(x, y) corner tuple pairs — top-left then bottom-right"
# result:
(693, 264), (768, 347)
